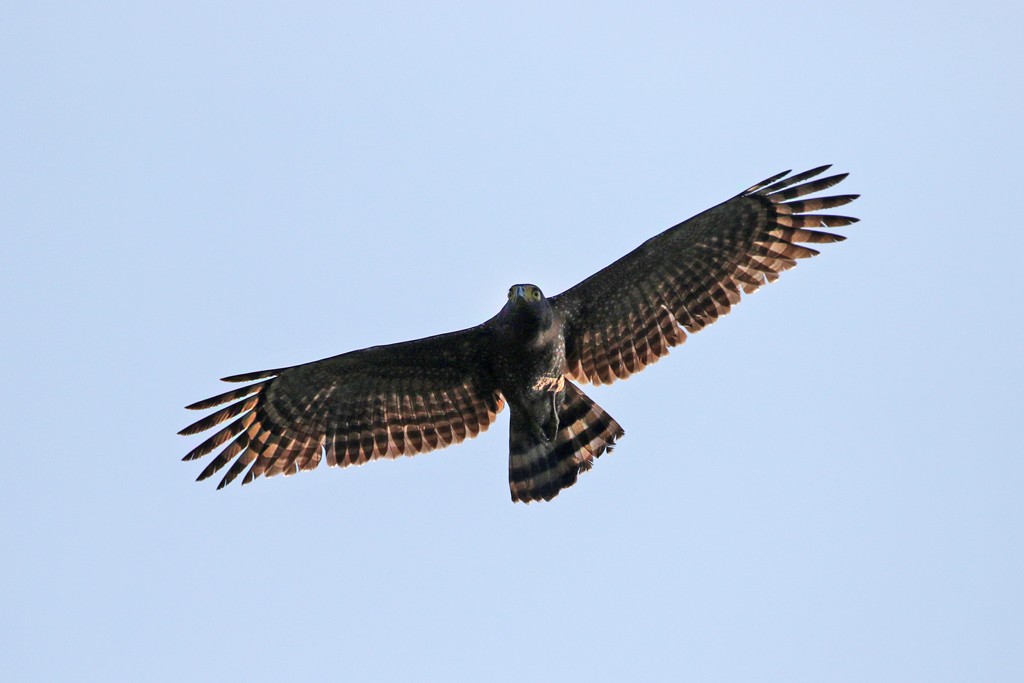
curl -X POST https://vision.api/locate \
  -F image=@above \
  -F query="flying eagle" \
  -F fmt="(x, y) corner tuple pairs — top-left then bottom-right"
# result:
(180, 166), (858, 502)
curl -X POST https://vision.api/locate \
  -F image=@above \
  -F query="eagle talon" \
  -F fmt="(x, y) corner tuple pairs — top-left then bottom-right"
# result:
(532, 375), (565, 392)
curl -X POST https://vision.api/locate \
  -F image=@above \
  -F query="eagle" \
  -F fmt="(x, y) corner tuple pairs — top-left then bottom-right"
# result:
(180, 166), (858, 502)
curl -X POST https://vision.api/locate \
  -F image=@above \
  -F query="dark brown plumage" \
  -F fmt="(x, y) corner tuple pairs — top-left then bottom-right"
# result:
(180, 165), (858, 502)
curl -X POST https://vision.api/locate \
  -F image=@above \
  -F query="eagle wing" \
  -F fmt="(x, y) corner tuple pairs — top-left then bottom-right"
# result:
(550, 166), (858, 385)
(179, 327), (504, 488)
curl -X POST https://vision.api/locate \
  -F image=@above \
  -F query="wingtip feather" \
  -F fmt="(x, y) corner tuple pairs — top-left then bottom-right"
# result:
(221, 368), (282, 383)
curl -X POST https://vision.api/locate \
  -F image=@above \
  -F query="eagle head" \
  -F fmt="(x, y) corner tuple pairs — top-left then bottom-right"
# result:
(498, 283), (553, 337)
(507, 284), (545, 304)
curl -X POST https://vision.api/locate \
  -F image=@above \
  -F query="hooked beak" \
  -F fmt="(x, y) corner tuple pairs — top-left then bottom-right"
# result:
(512, 285), (527, 301)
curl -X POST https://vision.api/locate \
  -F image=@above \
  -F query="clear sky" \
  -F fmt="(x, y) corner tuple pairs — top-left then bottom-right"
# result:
(3, 2), (1022, 681)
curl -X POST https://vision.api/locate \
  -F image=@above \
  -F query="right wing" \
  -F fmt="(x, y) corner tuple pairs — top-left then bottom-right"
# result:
(179, 327), (504, 489)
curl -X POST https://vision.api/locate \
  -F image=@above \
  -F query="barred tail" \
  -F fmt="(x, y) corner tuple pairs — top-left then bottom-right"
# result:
(508, 380), (624, 503)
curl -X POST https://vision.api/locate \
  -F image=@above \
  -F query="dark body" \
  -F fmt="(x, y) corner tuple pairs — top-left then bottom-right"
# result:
(485, 284), (620, 501)
(491, 284), (566, 439)
(181, 166), (857, 502)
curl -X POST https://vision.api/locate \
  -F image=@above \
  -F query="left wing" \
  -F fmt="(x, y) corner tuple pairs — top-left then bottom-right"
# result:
(179, 327), (504, 489)
(550, 165), (858, 385)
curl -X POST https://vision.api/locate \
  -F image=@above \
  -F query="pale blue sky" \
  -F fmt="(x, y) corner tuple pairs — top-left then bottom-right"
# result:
(3, 2), (1023, 681)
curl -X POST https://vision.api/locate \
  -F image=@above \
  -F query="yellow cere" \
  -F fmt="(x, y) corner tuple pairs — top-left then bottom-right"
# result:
(508, 285), (544, 301)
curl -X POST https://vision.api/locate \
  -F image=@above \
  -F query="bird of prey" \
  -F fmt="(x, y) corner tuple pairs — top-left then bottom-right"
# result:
(180, 165), (858, 502)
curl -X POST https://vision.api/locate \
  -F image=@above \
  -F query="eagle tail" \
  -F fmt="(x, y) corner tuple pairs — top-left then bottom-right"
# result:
(508, 380), (624, 503)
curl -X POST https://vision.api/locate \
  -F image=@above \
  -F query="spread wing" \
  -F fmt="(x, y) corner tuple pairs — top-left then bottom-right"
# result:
(179, 327), (504, 488)
(550, 165), (858, 385)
